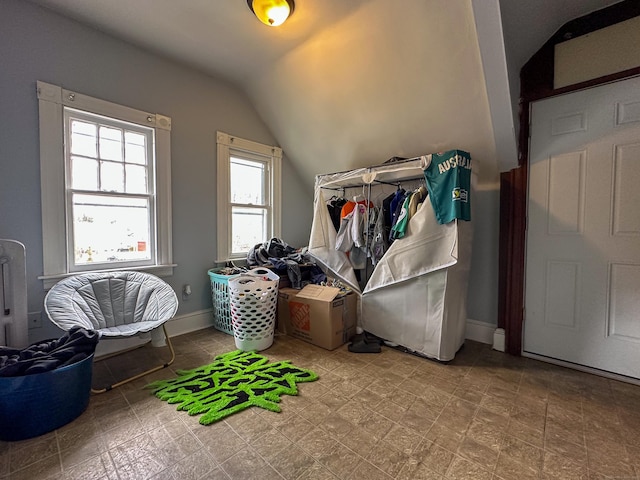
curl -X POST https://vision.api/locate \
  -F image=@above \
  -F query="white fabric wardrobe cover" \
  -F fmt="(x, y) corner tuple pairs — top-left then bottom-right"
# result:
(309, 157), (474, 360)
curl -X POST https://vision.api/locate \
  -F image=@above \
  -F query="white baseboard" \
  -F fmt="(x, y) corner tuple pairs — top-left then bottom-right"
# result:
(465, 319), (495, 345)
(95, 309), (214, 358)
(165, 308), (215, 337)
(95, 312), (496, 356)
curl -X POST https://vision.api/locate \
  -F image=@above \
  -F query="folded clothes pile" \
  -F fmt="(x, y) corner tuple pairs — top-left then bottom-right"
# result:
(247, 238), (326, 289)
(0, 327), (99, 377)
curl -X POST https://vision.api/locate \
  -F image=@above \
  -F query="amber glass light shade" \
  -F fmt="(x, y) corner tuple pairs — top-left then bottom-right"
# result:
(247, 0), (295, 27)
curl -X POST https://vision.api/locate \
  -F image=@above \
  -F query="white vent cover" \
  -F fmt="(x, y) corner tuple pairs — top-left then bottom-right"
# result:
(0, 239), (29, 348)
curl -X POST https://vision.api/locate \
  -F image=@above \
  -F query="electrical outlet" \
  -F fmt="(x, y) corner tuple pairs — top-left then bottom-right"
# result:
(28, 311), (42, 329)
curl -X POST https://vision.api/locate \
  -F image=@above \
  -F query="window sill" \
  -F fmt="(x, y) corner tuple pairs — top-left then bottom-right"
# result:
(39, 264), (177, 290)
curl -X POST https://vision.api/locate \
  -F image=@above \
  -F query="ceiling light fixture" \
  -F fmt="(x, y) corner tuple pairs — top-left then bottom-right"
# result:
(247, 0), (295, 27)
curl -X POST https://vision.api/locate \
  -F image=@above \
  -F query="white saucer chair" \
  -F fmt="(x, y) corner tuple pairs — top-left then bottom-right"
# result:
(44, 271), (178, 393)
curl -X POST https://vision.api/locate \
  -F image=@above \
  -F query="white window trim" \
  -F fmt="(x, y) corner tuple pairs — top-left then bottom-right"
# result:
(216, 131), (282, 262)
(37, 81), (174, 289)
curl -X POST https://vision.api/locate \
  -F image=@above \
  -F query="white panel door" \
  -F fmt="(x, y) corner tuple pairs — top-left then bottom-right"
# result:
(525, 76), (640, 379)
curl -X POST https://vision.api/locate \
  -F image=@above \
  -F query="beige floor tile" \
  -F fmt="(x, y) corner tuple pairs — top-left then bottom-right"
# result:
(506, 418), (545, 448)
(316, 442), (361, 479)
(8, 454), (61, 480)
(61, 452), (117, 480)
(510, 403), (546, 432)
(457, 436), (499, 471)
(365, 439), (410, 478)
(0, 447), (9, 479)
(499, 434), (543, 471)
(451, 385), (485, 405)
(199, 426), (248, 464)
(542, 451), (589, 480)
(397, 458), (445, 480)
(445, 455), (492, 480)
(296, 461), (340, 480)
(337, 426), (378, 459)
(465, 418), (505, 451)
(410, 439), (455, 475)
(494, 452), (539, 480)
(59, 439), (105, 471)
(425, 422), (466, 452)
(346, 459), (393, 480)
(220, 447), (278, 480)
(295, 427), (338, 459)
(586, 437), (635, 478)
(474, 406), (510, 428)
(5, 329), (640, 480)
(382, 423), (423, 455)
(479, 393), (514, 417)
(371, 399), (409, 424)
(544, 431), (587, 465)
(267, 444), (316, 480)
(358, 411), (396, 441)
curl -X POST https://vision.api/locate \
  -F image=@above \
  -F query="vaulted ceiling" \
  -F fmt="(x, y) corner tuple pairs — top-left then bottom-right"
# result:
(28, 0), (621, 187)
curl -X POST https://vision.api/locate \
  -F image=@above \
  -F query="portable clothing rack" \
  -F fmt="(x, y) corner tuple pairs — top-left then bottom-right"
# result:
(309, 154), (474, 361)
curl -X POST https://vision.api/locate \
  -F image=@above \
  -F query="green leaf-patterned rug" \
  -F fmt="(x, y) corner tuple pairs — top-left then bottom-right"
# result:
(146, 350), (318, 425)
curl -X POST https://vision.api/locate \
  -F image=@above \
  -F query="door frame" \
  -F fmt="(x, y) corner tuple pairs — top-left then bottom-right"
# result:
(499, 1), (640, 355)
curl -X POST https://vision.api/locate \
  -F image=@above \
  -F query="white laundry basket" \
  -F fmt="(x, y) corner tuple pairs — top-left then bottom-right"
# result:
(228, 268), (279, 351)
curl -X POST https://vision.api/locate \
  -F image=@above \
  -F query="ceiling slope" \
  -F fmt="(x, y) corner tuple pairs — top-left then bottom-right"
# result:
(28, 0), (501, 187)
(244, 0), (499, 185)
(29, 0), (619, 188)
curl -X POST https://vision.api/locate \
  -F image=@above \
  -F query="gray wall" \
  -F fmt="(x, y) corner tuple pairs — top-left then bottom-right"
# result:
(467, 187), (499, 327)
(0, 0), (499, 346)
(0, 0), (312, 342)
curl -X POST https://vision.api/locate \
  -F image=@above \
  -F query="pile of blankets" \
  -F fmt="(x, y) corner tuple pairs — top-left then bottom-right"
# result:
(0, 327), (98, 377)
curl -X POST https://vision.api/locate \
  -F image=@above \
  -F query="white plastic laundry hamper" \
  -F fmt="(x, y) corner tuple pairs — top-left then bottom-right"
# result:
(228, 268), (279, 351)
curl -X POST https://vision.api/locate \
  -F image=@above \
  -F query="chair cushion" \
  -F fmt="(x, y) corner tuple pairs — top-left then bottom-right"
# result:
(45, 271), (178, 337)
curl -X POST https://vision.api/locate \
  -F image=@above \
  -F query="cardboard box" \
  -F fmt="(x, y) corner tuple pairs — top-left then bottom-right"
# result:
(278, 284), (357, 350)
(277, 287), (299, 334)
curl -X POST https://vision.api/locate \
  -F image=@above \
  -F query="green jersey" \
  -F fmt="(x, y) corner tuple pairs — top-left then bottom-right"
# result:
(423, 150), (472, 224)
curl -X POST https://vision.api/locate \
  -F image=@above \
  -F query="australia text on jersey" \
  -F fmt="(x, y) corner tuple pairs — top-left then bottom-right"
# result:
(437, 153), (472, 174)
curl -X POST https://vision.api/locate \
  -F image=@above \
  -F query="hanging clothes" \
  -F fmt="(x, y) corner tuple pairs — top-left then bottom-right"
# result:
(390, 194), (412, 240)
(326, 196), (347, 232)
(349, 202), (366, 269)
(340, 197), (374, 219)
(408, 186), (427, 218)
(370, 206), (387, 266)
(335, 202), (368, 270)
(381, 191), (396, 242)
(388, 189), (409, 243)
(387, 189), (406, 233)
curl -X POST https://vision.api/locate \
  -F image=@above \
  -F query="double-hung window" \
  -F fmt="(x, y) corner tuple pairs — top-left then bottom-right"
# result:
(216, 132), (281, 262)
(37, 81), (173, 288)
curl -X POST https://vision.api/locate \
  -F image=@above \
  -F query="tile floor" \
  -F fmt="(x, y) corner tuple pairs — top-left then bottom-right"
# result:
(1, 327), (639, 480)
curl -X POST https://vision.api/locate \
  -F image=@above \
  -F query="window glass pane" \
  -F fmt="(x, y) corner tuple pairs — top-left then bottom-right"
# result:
(99, 126), (123, 162)
(230, 157), (265, 204)
(125, 164), (147, 194)
(125, 131), (147, 165)
(71, 156), (98, 190)
(100, 162), (124, 192)
(231, 207), (266, 253)
(70, 120), (97, 157)
(72, 194), (151, 265)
